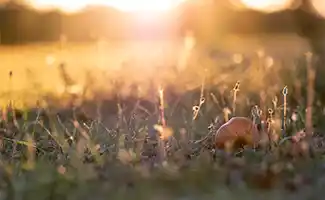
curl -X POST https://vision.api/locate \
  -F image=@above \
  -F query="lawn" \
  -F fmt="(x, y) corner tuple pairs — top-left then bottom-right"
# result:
(0, 33), (323, 200)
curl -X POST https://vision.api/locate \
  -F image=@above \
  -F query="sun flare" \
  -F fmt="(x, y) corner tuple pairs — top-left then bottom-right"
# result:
(28, 0), (185, 13)
(310, 0), (325, 18)
(239, 0), (294, 12)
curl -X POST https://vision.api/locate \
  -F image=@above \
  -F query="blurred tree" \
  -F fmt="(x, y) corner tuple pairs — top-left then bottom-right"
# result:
(0, 0), (324, 52)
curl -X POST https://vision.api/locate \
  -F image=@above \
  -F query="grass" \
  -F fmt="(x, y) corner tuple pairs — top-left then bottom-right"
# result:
(0, 35), (324, 199)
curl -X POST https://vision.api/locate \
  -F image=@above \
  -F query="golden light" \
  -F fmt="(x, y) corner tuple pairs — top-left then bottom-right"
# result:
(27, 0), (185, 13)
(310, 0), (325, 18)
(238, 0), (294, 13)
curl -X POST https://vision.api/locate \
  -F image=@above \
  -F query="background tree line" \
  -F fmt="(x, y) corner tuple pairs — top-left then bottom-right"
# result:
(0, 1), (324, 46)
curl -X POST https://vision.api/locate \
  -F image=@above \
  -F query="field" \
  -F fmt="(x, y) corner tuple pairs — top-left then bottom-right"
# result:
(0, 33), (324, 200)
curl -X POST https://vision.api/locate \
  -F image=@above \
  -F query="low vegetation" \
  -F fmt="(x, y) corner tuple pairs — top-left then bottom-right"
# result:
(0, 43), (324, 200)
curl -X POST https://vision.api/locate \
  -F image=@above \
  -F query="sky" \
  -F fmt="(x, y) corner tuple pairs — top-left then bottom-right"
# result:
(20, 0), (185, 12)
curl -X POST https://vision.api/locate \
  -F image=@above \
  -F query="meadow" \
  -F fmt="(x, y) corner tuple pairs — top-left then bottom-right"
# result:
(0, 33), (324, 200)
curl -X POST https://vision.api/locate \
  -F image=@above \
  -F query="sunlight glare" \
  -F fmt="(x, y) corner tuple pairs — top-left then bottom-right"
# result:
(28, 0), (185, 13)
(239, 0), (294, 12)
(310, 0), (325, 18)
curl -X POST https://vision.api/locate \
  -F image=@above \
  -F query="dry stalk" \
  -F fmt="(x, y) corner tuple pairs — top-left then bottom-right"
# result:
(232, 81), (240, 115)
(282, 86), (288, 136)
(157, 87), (167, 164)
(305, 52), (315, 137)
